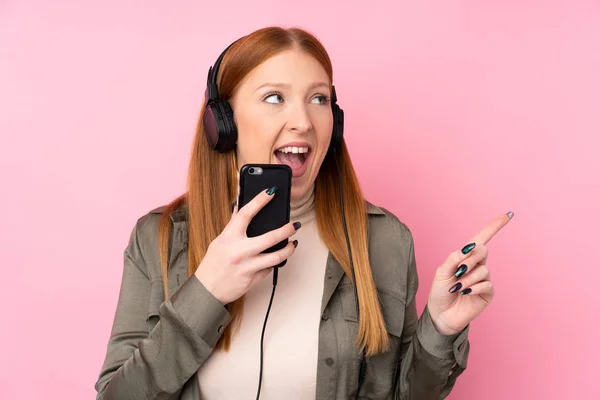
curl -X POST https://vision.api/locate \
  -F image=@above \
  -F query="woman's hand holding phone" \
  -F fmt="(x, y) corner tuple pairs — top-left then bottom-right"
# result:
(194, 188), (300, 305)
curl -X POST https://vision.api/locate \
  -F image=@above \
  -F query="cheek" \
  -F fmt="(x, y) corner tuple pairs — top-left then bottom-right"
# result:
(234, 109), (280, 161)
(313, 112), (334, 148)
(309, 116), (333, 173)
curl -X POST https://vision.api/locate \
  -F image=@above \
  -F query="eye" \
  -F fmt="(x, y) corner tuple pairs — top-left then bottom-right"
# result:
(263, 92), (284, 104)
(311, 94), (330, 105)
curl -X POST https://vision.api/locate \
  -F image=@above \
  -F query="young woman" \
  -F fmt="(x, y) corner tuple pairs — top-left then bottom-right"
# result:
(95, 26), (510, 400)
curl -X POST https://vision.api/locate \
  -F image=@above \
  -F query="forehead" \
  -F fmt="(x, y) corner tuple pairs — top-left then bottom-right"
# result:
(239, 48), (330, 90)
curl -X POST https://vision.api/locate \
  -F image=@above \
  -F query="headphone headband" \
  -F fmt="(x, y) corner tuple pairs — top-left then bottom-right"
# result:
(206, 39), (242, 102)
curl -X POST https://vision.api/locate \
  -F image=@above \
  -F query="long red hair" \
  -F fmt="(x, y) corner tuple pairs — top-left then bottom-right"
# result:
(157, 26), (389, 356)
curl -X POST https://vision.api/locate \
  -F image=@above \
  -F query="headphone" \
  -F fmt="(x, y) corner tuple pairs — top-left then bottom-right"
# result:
(202, 38), (345, 153)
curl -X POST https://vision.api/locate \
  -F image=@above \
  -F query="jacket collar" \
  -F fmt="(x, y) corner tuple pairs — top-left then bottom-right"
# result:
(150, 200), (385, 221)
(366, 201), (386, 215)
(152, 200), (386, 304)
(150, 202), (385, 268)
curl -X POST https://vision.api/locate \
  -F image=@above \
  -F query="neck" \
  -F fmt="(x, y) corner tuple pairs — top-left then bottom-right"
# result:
(290, 183), (315, 224)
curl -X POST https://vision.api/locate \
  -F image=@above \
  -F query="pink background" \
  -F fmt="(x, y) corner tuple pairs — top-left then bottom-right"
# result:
(1, 1), (599, 399)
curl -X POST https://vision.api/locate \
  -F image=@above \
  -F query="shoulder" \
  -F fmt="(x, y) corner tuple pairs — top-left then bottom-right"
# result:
(365, 200), (417, 293)
(131, 202), (189, 240)
(123, 204), (183, 279)
(132, 205), (168, 239)
(366, 200), (414, 250)
(125, 205), (172, 262)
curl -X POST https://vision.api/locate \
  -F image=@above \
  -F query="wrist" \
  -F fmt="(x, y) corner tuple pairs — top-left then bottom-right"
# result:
(417, 305), (466, 359)
(194, 271), (227, 305)
(428, 308), (462, 336)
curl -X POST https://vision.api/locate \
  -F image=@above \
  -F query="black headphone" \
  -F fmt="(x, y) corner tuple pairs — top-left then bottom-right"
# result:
(202, 38), (345, 153)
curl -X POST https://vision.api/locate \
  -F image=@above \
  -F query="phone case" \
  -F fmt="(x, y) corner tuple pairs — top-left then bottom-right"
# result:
(238, 164), (292, 266)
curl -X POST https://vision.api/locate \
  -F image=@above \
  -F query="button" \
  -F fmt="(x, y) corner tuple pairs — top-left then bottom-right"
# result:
(218, 325), (224, 333)
(325, 358), (334, 366)
(322, 311), (329, 320)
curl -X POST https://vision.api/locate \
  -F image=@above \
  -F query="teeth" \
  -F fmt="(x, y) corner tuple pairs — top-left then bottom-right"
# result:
(277, 146), (309, 154)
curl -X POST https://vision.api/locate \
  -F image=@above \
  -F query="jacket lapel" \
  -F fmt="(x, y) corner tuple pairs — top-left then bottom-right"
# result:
(319, 201), (385, 316)
(320, 252), (346, 316)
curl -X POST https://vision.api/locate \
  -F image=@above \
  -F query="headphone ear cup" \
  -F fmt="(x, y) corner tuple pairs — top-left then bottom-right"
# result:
(203, 101), (221, 150)
(202, 100), (237, 153)
(219, 100), (237, 152)
(330, 103), (344, 150)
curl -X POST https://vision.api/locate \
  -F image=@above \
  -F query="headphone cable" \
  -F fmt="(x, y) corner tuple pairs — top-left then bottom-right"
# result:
(255, 149), (364, 399)
(255, 267), (278, 400)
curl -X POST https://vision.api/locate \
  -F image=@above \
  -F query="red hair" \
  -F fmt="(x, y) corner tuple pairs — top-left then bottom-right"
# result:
(158, 26), (390, 356)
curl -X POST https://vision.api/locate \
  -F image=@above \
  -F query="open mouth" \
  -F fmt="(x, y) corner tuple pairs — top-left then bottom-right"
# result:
(274, 145), (312, 177)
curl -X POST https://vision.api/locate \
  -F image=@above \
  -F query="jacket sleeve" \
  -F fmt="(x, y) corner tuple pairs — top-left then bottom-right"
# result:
(395, 227), (470, 400)
(94, 214), (232, 400)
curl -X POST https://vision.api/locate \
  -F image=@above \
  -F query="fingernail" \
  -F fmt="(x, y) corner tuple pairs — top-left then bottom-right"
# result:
(293, 221), (302, 230)
(507, 211), (514, 219)
(454, 264), (468, 278)
(460, 288), (472, 295)
(461, 242), (476, 254)
(231, 200), (237, 213)
(293, 240), (298, 248)
(266, 185), (279, 195)
(449, 282), (462, 293)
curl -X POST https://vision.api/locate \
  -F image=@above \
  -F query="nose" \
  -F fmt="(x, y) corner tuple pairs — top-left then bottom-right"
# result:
(287, 103), (313, 134)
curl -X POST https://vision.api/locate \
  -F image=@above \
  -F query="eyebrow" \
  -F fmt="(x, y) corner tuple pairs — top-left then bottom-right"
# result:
(253, 81), (330, 93)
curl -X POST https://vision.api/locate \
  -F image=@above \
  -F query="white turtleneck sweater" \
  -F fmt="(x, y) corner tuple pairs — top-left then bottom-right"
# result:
(196, 184), (329, 399)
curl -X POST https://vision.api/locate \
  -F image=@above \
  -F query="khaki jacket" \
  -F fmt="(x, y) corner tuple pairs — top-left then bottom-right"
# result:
(95, 202), (470, 399)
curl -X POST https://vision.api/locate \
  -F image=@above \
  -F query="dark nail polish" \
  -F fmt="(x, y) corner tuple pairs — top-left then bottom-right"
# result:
(266, 185), (279, 195)
(449, 282), (462, 293)
(460, 288), (472, 295)
(231, 200), (237, 213)
(461, 242), (476, 254)
(507, 211), (514, 219)
(293, 240), (298, 248)
(293, 221), (302, 230)
(454, 264), (468, 278)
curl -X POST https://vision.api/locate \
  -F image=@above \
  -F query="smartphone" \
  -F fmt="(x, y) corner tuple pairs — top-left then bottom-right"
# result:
(237, 164), (292, 266)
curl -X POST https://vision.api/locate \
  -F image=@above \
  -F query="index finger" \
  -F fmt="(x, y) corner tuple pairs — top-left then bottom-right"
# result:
(469, 211), (514, 246)
(231, 186), (277, 232)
